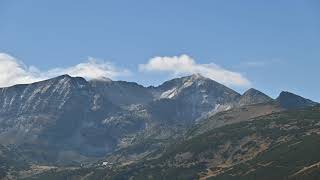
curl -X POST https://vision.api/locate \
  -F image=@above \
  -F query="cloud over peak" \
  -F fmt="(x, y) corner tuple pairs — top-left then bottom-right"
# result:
(139, 54), (251, 87)
(47, 57), (131, 80)
(0, 53), (130, 88)
(0, 53), (251, 88)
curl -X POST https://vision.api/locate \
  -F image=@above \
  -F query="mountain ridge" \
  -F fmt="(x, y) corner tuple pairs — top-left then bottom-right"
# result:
(0, 74), (319, 179)
(0, 74), (317, 166)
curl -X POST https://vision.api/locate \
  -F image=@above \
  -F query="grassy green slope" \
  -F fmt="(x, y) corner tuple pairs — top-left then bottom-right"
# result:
(212, 134), (320, 180)
(109, 106), (320, 180)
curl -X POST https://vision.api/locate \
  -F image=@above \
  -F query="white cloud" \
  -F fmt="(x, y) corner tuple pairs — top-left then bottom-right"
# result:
(47, 57), (131, 80)
(0, 53), (130, 88)
(139, 54), (251, 87)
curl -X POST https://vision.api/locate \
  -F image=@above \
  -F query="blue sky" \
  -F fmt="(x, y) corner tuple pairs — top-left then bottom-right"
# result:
(0, 0), (319, 101)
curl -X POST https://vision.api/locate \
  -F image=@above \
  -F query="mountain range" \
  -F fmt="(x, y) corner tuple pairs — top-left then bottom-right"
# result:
(0, 74), (318, 180)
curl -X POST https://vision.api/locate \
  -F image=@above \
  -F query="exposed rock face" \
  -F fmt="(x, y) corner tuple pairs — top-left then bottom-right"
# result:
(238, 88), (273, 106)
(276, 91), (318, 109)
(89, 79), (154, 106)
(0, 75), (98, 162)
(147, 74), (241, 123)
(0, 75), (89, 115)
(0, 75), (90, 143)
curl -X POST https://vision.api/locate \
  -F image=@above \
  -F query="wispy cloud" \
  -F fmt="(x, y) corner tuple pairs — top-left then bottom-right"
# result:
(139, 54), (251, 87)
(0, 53), (130, 87)
(238, 58), (286, 69)
(242, 61), (267, 67)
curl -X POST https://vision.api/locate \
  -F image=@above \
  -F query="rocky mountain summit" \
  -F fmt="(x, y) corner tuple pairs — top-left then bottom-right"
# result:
(276, 91), (318, 109)
(238, 88), (273, 106)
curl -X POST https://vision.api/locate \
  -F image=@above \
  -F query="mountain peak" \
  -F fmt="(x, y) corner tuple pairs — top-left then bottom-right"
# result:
(190, 73), (206, 79)
(278, 91), (296, 97)
(50, 74), (87, 84)
(57, 74), (72, 79)
(276, 91), (318, 109)
(244, 88), (259, 94)
(99, 77), (113, 82)
(50, 74), (77, 81)
(184, 73), (211, 82)
(90, 76), (113, 83)
(242, 88), (269, 97)
(154, 73), (240, 112)
(238, 88), (272, 106)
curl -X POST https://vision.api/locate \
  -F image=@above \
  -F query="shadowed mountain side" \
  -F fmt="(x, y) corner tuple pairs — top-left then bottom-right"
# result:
(276, 91), (318, 109)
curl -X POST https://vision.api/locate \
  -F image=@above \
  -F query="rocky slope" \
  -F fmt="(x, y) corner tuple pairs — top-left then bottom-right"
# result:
(238, 88), (273, 106)
(25, 106), (320, 180)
